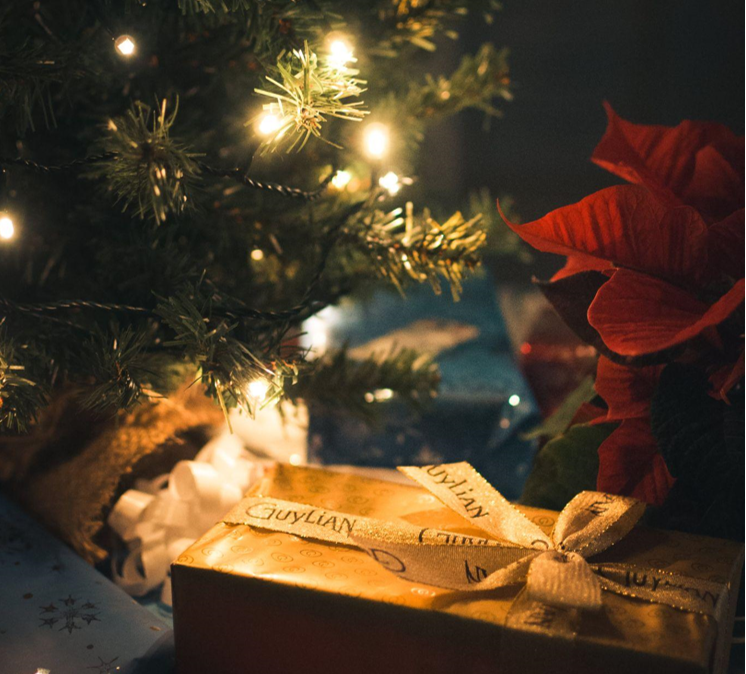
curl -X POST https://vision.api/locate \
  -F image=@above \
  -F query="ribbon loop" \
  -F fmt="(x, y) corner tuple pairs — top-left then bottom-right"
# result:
(551, 491), (646, 558)
(399, 463), (552, 550)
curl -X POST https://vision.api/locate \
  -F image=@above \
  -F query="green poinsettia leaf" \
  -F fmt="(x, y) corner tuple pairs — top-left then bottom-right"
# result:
(648, 363), (744, 539)
(520, 422), (616, 511)
(522, 375), (597, 440)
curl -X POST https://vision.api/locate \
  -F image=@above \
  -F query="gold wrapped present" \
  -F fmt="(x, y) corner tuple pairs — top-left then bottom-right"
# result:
(172, 463), (743, 674)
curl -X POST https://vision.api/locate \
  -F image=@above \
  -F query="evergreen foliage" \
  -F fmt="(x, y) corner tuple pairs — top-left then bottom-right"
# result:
(0, 0), (512, 432)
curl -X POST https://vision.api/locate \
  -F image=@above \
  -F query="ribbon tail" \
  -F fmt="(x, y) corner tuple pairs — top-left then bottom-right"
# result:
(594, 563), (728, 619)
(505, 586), (580, 638)
(350, 527), (537, 592)
(552, 491), (646, 558)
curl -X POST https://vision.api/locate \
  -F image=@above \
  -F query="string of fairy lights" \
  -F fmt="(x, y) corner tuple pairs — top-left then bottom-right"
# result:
(0, 30), (413, 412)
(2, 34), (404, 236)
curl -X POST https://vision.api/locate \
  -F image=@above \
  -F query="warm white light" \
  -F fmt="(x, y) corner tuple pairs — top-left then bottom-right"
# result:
(300, 305), (341, 357)
(378, 171), (401, 195)
(328, 38), (354, 68)
(331, 169), (352, 190)
(257, 113), (282, 136)
(250, 248), (265, 261)
(508, 394), (521, 407)
(363, 123), (390, 159)
(115, 35), (136, 57)
(289, 453), (302, 466)
(0, 215), (15, 241)
(248, 378), (271, 402)
(364, 388), (395, 403)
(303, 316), (328, 356)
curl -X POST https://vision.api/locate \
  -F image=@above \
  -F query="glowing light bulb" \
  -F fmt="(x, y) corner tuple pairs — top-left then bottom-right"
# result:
(250, 248), (265, 261)
(0, 215), (15, 241)
(364, 388), (395, 403)
(363, 123), (390, 159)
(328, 38), (354, 68)
(289, 453), (302, 466)
(378, 171), (401, 195)
(508, 394), (521, 407)
(115, 35), (137, 57)
(257, 113), (282, 136)
(300, 305), (340, 357)
(248, 378), (271, 402)
(331, 169), (352, 190)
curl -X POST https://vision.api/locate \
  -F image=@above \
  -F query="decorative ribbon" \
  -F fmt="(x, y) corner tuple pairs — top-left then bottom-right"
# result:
(223, 462), (728, 635)
(108, 432), (270, 604)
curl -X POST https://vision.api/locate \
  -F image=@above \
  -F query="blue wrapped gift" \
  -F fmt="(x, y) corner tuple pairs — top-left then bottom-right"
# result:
(307, 273), (539, 501)
(0, 491), (173, 674)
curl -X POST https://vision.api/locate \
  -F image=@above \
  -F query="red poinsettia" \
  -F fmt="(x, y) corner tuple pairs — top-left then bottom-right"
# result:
(501, 103), (744, 506)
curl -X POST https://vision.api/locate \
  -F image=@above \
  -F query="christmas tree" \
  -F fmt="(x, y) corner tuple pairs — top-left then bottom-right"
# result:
(0, 0), (513, 433)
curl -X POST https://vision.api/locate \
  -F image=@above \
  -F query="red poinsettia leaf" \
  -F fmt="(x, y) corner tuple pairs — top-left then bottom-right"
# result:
(681, 146), (745, 223)
(536, 271), (613, 354)
(591, 103), (682, 208)
(594, 356), (661, 422)
(592, 102), (744, 221)
(707, 209), (745, 280)
(588, 270), (745, 356)
(709, 350), (745, 402)
(499, 186), (708, 282)
(551, 254), (612, 281)
(597, 418), (675, 506)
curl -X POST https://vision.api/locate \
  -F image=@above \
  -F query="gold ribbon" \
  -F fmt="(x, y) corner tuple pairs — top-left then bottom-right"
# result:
(222, 462), (727, 635)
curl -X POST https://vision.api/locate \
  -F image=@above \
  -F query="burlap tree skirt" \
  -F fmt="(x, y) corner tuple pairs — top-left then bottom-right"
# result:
(0, 386), (223, 563)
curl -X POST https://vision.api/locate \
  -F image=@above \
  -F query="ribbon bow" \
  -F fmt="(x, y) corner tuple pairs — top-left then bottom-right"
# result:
(225, 462), (727, 624)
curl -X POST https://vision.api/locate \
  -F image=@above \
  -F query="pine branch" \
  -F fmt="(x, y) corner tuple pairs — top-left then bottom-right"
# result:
(153, 289), (299, 419)
(178, 0), (258, 14)
(90, 99), (201, 224)
(0, 39), (70, 134)
(341, 202), (486, 299)
(74, 325), (157, 413)
(406, 44), (511, 120)
(288, 346), (440, 421)
(0, 326), (48, 433)
(367, 0), (501, 55)
(254, 41), (368, 153)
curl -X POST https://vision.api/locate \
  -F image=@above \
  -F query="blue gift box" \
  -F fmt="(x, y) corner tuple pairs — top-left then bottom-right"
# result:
(307, 273), (539, 501)
(0, 491), (174, 674)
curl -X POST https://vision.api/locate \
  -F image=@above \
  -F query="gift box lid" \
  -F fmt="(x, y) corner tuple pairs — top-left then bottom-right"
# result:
(0, 490), (173, 674)
(172, 464), (744, 674)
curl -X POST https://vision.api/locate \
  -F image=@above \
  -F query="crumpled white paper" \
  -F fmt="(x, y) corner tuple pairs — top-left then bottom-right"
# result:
(107, 405), (308, 605)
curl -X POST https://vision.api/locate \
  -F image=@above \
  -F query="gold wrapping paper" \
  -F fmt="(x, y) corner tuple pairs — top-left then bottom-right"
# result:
(172, 464), (743, 674)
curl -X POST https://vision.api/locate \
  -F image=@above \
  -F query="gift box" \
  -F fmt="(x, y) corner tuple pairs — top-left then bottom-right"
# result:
(0, 490), (173, 674)
(172, 463), (743, 674)
(307, 273), (540, 501)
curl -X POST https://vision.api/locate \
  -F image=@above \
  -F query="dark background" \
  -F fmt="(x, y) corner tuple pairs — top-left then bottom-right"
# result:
(422, 0), (744, 222)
